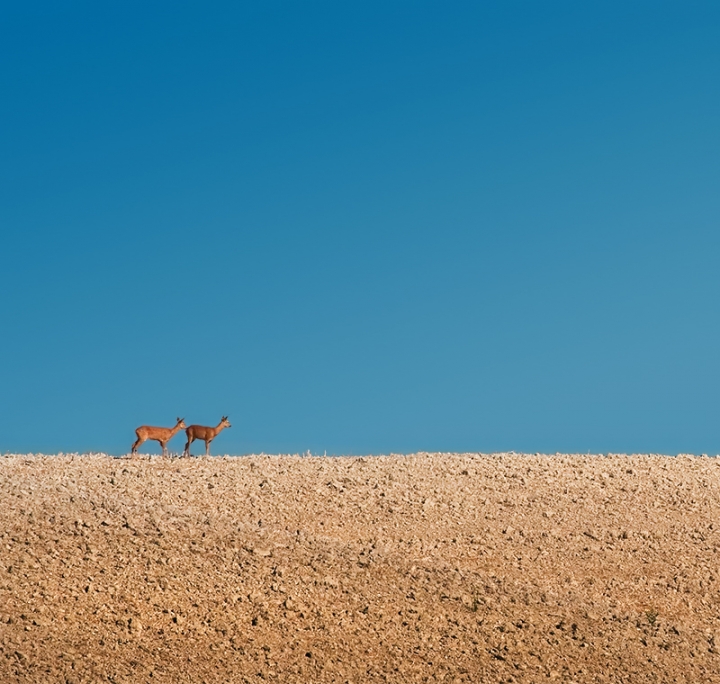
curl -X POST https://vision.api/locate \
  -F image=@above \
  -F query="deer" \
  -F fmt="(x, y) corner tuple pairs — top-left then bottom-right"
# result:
(183, 416), (231, 456)
(131, 417), (186, 457)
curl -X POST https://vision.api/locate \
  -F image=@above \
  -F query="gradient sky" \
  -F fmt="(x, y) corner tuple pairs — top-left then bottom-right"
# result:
(2, 1), (720, 455)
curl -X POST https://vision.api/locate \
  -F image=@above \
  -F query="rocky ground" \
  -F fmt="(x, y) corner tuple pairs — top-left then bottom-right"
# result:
(1, 452), (719, 683)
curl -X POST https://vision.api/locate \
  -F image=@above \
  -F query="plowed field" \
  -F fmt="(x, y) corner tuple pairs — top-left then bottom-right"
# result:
(1, 453), (719, 682)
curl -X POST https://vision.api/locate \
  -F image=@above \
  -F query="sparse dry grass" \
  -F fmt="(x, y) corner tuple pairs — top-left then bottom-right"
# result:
(1, 453), (719, 682)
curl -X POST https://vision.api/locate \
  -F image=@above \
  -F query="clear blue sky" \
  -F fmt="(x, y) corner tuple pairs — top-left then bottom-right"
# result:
(2, 1), (719, 455)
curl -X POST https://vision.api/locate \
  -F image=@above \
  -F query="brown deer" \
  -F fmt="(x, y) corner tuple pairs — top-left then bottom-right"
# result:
(183, 416), (231, 456)
(131, 417), (186, 457)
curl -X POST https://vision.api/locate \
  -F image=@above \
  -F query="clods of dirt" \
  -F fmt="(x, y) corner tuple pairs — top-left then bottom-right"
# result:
(1, 453), (719, 682)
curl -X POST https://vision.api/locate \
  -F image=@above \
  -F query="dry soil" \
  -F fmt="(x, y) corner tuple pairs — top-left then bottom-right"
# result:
(1, 453), (719, 683)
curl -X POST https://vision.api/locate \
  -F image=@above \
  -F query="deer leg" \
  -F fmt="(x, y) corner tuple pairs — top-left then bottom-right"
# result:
(205, 439), (211, 456)
(160, 441), (167, 457)
(184, 437), (193, 457)
(131, 437), (144, 455)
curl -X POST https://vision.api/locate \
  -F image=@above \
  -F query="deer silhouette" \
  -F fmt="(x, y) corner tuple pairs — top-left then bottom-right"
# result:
(131, 417), (186, 457)
(183, 416), (231, 456)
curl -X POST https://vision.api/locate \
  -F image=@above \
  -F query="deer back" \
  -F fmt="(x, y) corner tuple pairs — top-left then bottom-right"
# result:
(136, 425), (174, 440)
(187, 425), (214, 440)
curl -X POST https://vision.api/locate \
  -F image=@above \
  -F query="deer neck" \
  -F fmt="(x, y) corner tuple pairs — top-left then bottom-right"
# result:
(170, 423), (183, 437)
(214, 422), (227, 436)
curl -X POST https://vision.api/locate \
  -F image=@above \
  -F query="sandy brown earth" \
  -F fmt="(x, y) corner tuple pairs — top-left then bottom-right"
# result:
(1, 453), (719, 683)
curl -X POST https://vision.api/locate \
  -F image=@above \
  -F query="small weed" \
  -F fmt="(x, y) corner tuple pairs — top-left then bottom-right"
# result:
(646, 609), (658, 626)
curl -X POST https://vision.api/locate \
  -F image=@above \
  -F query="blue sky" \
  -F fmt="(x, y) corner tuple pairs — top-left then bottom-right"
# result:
(2, 1), (719, 454)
